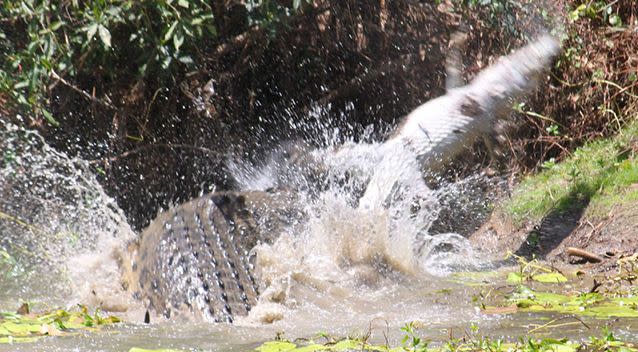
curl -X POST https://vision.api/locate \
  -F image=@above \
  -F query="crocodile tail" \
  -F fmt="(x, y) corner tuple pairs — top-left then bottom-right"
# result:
(465, 34), (561, 118)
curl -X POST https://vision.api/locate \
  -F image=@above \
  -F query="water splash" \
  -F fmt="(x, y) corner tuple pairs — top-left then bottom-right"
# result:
(226, 115), (491, 323)
(0, 118), (137, 311)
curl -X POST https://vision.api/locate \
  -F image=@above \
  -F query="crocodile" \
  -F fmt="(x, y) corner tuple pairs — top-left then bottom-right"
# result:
(124, 34), (560, 322)
(124, 191), (300, 322)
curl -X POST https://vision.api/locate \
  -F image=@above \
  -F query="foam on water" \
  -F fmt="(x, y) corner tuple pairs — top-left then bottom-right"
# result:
(229, 134), (488, 324)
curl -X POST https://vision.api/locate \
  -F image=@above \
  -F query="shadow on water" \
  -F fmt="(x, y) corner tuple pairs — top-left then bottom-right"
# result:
(514, 186), (593, 259)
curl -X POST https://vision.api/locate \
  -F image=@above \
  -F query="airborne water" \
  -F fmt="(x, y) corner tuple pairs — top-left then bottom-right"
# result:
(0, 108), (507, 349)
(0, 119), (137, 313)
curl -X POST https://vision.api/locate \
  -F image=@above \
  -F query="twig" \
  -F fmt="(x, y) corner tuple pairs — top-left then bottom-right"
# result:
(594, 79), (638, 99)
(528, 316), (590, 334)
(88, 143), (221, 165)
(0, 210), (44, 235)
(566, 247), (604, 263)
(550, 72), (586, 88)
(49, 70), (116, 110)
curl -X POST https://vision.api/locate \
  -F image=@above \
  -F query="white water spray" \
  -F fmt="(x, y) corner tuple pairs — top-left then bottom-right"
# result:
(0, 118), (137, 312)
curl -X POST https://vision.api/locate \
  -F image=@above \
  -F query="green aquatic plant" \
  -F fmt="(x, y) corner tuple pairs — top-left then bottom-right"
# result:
(129, 348), (185, 352)
(507, 286), (638, 318)
(506, 253), (568, 284)
(0, 304), (120, 344)
(254, 327), (637, 352)
(401, 321), (430, 352)
(255, 338), (397, 352)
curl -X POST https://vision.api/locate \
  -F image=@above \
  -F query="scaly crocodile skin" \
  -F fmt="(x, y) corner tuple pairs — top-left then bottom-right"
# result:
(359, 34), (560, 208)
(127, 191), (296, 322)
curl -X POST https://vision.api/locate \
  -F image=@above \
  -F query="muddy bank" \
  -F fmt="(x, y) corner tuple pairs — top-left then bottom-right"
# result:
(470, 191), (638, 272)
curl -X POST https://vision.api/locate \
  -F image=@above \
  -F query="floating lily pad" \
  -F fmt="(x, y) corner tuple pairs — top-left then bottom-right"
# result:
(254, 339), (403, 352)
(506, 272), (568, 284)
(507, 286), (638, 318)
(0, 305), (121, 344)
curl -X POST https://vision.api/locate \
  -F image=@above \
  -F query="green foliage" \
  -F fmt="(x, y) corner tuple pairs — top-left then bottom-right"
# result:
(254, 338), (393, 352)
(505, 253), (568, 284)
(400, 322), (429, 352)
(507, 286), (638, 318)
(569, 1), (624, 27)
(246, 0), (312, 35)
(0, 0), (309, 124)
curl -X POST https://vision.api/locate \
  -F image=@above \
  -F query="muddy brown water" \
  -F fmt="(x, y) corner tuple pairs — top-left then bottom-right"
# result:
(2, 266), (638, 352)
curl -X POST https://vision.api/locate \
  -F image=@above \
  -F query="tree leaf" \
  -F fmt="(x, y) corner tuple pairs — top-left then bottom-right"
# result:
(177, 56), (193, 64)
(50, 21), (65, 31)
(85, 23), (98, 41)
(177, 0), (189, 8)
(173, 32), (184, 51)
(42, 110), (60, 127)
(609, 14), (622, 27)
(98, 25), (112, 47)
(164, 21), (178, 42)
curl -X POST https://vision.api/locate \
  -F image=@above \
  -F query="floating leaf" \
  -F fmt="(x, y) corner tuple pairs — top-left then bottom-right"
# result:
(0, 307), (121, 343)
(533, 272), (568, 283)
(255, 341), (297, 352)
(507, 272), (567, 284)
(0, 336), (40, 344)
(129, 348), (185, 352)
(507, 286), (638, 318)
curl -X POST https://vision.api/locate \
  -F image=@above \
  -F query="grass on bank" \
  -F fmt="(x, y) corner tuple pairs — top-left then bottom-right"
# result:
(505, 118), (638, 224)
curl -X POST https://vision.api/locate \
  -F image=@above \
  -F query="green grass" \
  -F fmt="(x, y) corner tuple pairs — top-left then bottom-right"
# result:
(505, 119), (638, 224)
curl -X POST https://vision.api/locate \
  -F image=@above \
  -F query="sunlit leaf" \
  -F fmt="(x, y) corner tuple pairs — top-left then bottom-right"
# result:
(177, 56), (193, 64)
(85, 23), (98, 41)
(42, 110), (60, 128)
(50, 21), (65, 31)
(98, 25), (112, 47)
(609, 14), (622, 27)
(173, 32), (184, 51)
(164, 21), (178, 42)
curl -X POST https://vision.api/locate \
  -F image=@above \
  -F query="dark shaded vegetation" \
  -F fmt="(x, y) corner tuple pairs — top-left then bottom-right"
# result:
(1, 0), (636, 229)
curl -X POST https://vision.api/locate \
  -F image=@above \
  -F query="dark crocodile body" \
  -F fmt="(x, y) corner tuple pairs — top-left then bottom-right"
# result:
(128, 191), (297, 322)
